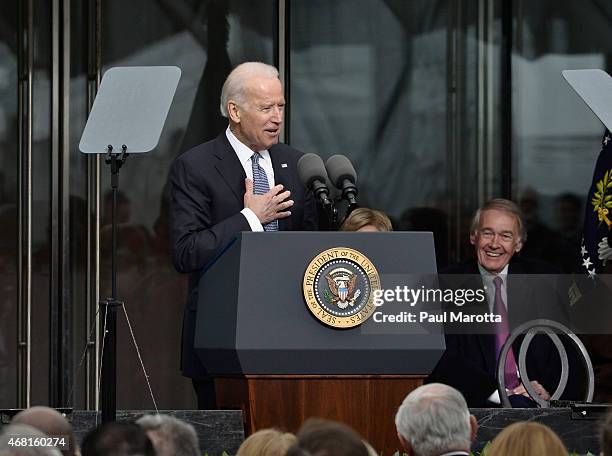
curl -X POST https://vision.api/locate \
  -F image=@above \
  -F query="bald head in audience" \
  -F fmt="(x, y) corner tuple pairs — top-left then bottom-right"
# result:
(0, 423), (63, 456)
(11, 407), (77, 456)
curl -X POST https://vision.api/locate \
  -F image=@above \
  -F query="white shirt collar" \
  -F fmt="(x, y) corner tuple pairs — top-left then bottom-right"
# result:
(225, 126), (271, 167)
(477, 263), (509, 282)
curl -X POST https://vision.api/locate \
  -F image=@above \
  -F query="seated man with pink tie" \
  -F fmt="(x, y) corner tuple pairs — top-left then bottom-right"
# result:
(426, 198), (579, 407)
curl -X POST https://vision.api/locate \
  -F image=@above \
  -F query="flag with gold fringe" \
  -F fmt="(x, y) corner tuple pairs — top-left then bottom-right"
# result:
(581, 130), (612, 276)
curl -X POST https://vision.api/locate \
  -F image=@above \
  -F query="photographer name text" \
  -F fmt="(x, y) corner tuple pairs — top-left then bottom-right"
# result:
(372, 310), (501, 324)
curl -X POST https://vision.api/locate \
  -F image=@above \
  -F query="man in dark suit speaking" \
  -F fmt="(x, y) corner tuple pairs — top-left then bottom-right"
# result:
(169, 62), (317, 408)
(427, 199), (572, 407)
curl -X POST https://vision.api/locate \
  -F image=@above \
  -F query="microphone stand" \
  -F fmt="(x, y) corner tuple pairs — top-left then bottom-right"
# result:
(324, 200), (338, 230)
(338, 179), (358, 226)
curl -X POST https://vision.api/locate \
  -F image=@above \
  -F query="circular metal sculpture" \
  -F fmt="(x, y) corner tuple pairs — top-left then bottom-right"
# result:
(497, 319), (594, 408)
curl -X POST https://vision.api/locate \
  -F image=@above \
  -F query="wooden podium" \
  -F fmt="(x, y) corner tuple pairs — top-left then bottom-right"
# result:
(215, 375), (426, 455)
(196, 232), (441, 454)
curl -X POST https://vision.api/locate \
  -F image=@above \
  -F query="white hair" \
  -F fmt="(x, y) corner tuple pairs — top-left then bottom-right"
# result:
(220, 62), (280, 117)
(395, 383), (471, 456)
(136, 414), (199, 456)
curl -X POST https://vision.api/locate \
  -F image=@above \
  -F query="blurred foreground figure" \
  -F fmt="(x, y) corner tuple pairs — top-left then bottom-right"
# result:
(236, 429), (296, 456)
(81, 422), (154, 456)
(487, 422), (567, 456)
(11, 407), (77, 456)
(0, 423), (62, 456)
(136, 414), (199, 456)
(286, 418), (368, 456)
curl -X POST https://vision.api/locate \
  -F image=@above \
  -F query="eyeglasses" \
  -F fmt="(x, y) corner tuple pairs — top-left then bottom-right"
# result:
(478, 229), (515, 243)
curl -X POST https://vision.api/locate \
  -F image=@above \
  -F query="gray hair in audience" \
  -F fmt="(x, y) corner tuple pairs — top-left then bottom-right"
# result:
(220, 62), (280, 118)
(136, 414), (199, 456)
(395, 383), (471, 456)
(0, 424), (63, 456)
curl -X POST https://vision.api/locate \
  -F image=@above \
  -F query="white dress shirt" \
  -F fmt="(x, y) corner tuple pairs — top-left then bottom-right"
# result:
(477, 264), (517, 404)
(478, 264), (509, 313)
(225, 127), (276, 232)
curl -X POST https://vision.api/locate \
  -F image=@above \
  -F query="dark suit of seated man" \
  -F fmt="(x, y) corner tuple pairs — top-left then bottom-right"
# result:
(169, 62), (318, 409)
(427, 198), (578, 407)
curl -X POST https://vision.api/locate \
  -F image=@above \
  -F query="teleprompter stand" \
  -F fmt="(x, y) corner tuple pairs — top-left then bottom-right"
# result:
(79, 66), (181, 422)
(99, 144), (128, 424)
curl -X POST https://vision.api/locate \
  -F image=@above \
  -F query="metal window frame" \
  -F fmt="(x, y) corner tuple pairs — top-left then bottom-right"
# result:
(477, 0), (496, 202)
(447, 0), (467, 264)
(50, 0), (72, 409)
(86, 0), (102, 412)
(278, 0), (289, 143)
(17, 0), (33, 410)
(500, 0), (513, 198)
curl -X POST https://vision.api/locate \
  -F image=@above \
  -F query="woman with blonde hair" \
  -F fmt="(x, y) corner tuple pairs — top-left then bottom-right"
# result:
(487, 421), (567, 456)
(236, 429), (297, 456)
(340, 207), (393, 232)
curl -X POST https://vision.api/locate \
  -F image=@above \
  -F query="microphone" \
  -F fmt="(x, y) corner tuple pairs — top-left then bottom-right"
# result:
(297, 153), (332, 206)
(325, 154), (358, 206)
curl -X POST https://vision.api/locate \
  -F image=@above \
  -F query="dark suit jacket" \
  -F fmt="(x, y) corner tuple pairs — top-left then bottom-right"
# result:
(426, 256), (578, 407)
(169, 132), (318, 378)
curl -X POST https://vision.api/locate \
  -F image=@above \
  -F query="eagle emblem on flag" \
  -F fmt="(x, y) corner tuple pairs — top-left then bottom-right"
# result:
(582, 130), (612, 276)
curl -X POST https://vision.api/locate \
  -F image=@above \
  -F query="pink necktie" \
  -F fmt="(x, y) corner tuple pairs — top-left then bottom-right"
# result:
(493, 276), (520, 389)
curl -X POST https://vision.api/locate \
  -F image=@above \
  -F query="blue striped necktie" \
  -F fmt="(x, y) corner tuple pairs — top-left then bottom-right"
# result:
(251, 152), (279, 232)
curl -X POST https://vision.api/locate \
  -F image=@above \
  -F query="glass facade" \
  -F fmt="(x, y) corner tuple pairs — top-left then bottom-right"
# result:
(100, 0), (277, 409)
(0, 1), (18, 408)
(290, 0), (451, 215)
(289, 0), (498, 266)
(513, 0), (612, 271)
(0, 0), (610, 408)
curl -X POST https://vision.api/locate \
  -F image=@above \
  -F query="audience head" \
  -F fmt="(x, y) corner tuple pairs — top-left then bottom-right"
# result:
(487, 421), (567, 456)
(136, 414), (199, 456)
(361, 440), (378, 456)
(340, 208), (393, 232)
(236, 429), (296, 456)
(469, 198), (525, 274)
(81, 422), (155, 456)
(0, 423), (62, 456)
(286, 418), (368, 456)
(11, 407), (77, 456)
(600, 410), (612, 456)
(220, 62), (284, 152)
(395, 383), (476, 456)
